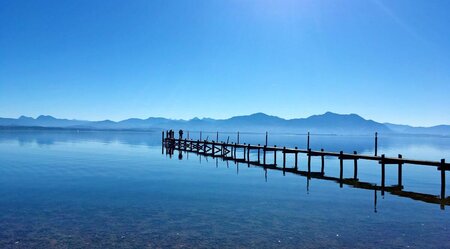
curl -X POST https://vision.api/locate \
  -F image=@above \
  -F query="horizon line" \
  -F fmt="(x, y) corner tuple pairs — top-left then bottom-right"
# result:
(1, 112), (449, 128)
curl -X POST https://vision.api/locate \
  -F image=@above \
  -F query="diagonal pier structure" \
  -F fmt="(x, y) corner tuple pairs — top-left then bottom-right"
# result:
(162, 131), (450, 209)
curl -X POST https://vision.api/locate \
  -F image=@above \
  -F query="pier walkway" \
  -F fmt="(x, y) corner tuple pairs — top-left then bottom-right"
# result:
(162, 131), (449, 209)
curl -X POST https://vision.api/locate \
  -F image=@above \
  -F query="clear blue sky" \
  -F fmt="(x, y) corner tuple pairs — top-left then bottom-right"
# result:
(1, 0), (450, 126)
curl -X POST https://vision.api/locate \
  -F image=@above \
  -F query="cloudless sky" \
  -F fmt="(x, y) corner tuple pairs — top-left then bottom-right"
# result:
(1, 0), (450, 126)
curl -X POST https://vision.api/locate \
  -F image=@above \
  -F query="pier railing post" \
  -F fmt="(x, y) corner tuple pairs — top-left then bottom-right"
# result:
(283, 147), (286, 169)
(294, 147), (298, 170)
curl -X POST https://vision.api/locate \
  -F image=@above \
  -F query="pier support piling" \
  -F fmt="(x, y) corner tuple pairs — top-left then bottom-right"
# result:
(321, 148), (325, 174)
(308, 148), (312, 178)
(274, 145), (277, 165)
(339, 151), (344, 188)
(294, 147), (298, 169)
(441, 159), (446, 200)
(263, 146), (267, 164)
(353, 151), (358, 180)
(381, 154), (386, 196)
(398, 154), (403, 188)
(257, 144), (261, 163)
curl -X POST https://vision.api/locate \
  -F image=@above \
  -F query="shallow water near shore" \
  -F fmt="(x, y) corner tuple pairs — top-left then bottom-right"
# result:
(0, 130), (449, 248)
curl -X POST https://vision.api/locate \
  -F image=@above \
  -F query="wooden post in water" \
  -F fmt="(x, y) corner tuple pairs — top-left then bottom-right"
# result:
(161, 131), (165, 154)
(339, 151), (344, 187)
(307, 132), (310, 150)
(353, 151), (358, 180)
(381, 154), (386, 195)
(441, 159), (446, 200)
(294, 147), (298, 170)
(200, 131), (202, 141)
(283, 147), (286, 169)
(243, 144), (246, 161)
(216, 131), (219, 142)
(263, 145), (267, 165)
(274, 145), (277, 165)
(247, 144), (250, 161)
(308, 148), (312, 178)
(237, 132), (240, 144)
(321, 148), (325, 174)
(375, 132), (378, 156)
(257, 144), (261, 163)
(398, 154), (403, 188)
(265, 132), (268, 146)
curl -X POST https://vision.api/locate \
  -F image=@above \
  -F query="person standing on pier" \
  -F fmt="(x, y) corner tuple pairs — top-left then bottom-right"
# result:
(179, 129), (184, 139)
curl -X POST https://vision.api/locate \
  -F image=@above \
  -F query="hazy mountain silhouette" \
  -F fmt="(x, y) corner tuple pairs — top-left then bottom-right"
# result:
(0, 115), (89, 127)
(385, 123), (450, 135)
(1, 112), (450, 135)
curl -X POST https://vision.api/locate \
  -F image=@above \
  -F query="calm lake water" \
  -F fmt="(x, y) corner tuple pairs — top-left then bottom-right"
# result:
(0, 130), (449, 248)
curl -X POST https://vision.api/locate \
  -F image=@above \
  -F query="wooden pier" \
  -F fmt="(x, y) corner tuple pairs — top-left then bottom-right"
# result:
(162, 131), (449, 209)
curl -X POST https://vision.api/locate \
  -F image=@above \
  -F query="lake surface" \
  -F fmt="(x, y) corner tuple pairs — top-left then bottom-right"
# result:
(0, 130), (449, 248)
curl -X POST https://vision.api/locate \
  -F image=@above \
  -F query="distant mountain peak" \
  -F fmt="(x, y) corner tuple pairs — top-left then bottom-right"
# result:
(250, 112), (269, 116)
(19, 115), (33, 120)
(37, 115), (57, 120)
(318, 112), (364, 119)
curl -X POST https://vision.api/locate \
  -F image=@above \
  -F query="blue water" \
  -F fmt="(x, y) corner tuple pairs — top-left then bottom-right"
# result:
(0, 130), (449, 248)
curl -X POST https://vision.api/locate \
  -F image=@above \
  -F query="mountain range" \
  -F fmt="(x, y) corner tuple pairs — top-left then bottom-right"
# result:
(1, 112), (450, 135)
